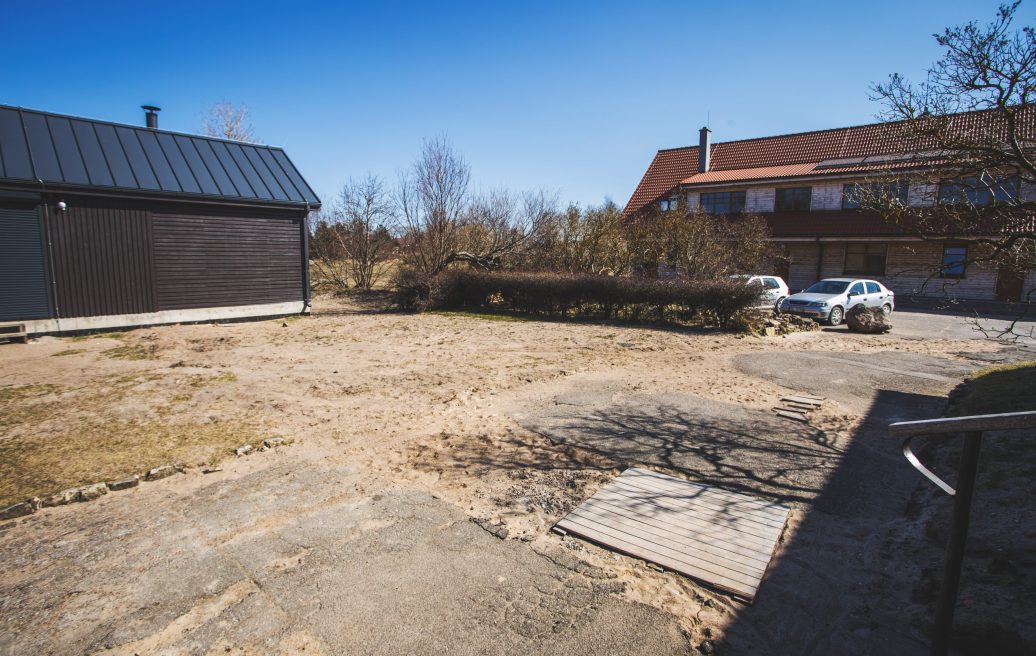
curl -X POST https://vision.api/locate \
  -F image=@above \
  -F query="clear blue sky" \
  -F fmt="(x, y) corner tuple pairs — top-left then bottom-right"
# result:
(0, 0), (1019, 207)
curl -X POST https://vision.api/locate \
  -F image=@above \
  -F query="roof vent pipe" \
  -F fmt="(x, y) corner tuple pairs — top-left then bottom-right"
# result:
(142, 105), (161, 129)
(698, 126), (711, 173)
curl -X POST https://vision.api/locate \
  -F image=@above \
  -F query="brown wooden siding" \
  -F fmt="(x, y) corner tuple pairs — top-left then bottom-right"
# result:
(46, 203), (156, 318)
(152, 213), (303, 310)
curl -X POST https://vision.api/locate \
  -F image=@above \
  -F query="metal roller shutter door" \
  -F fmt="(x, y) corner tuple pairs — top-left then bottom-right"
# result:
(0, 207), (52, 321)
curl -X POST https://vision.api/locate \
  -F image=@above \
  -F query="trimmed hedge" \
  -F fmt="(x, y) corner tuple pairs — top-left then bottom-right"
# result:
(425, 270), (762, 328)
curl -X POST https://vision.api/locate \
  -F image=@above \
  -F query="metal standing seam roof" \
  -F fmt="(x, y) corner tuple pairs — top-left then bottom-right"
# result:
(0, 104), (321, 208)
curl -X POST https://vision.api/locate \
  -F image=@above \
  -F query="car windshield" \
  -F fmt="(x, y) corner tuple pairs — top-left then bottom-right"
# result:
(804, 280), (850, 294)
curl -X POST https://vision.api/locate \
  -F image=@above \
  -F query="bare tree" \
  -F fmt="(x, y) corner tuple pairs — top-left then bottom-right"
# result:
(395, 136), (549, 282)
(340, 176), (396, 289)
(309, 176), (396, 290)
(203, 101), (258, 142)
(459, 188), (558, 269)
(396, 136), (470, 280)
(308, 204), (349, 291)
(870, 2), (1036, 339)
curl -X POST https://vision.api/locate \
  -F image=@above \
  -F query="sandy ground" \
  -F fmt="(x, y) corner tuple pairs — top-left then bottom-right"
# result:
(1, 294), (1033, 655)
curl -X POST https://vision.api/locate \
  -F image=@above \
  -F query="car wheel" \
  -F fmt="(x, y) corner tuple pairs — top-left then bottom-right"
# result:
(774, 297), (786, 314)
(881, 303), (892, 316)
(827, 306), (844, 326)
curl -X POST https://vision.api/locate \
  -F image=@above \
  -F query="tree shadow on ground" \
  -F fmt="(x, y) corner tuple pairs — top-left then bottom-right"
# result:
(510, 388), (956, 654)
(518, 396), (841, 505)
(716, 388), (950, 655)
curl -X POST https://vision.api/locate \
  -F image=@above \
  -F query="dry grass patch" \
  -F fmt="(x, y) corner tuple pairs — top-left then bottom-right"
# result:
(0, 370), (256, 506)
(950, 360), (1036, 416)
(70, 331), (127, 342)
(0, 418), (256, 505)
(51, 348), (87, 357)
(102, 344), (158, 360)
(0, 384), (62, 403)
(188, 371), (238, 387)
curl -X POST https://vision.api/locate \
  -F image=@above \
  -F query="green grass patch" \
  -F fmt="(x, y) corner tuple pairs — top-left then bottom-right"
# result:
(950, 361), (1036, 416)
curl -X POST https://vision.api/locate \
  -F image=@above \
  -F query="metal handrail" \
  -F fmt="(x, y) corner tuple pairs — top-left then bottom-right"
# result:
(889, 410), (1036, 437)
(888, 410), (1036, 656)
(891, 411), (1036, 496)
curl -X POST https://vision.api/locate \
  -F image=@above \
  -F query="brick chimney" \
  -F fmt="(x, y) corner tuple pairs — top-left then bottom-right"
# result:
(698, 127), (711, 173)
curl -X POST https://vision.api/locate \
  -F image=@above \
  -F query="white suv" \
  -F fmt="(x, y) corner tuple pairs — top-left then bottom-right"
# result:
(779, 278), (895, 325)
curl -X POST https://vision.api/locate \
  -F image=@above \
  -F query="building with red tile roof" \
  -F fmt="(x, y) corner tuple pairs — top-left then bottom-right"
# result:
(623, 110), (1036, 303)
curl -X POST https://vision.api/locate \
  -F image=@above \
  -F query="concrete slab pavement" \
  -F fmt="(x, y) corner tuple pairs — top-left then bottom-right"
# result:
(0, 462), (692, 655)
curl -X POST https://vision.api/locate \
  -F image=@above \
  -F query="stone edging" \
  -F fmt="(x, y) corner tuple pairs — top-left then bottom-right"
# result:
(0, 438), (291, 521)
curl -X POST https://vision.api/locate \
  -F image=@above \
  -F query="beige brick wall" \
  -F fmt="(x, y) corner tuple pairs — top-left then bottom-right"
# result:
(686, 191), (700, 210)
(746, 188), (774, 213)
(783, 240), (1025, 301)
(786, 243), (819, 292)
(811, 183), (843, 211)
(880, 243), (1000, 300)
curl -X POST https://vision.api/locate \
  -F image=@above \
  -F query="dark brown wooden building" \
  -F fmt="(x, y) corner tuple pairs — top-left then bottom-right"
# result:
(0, 104), (321, 334)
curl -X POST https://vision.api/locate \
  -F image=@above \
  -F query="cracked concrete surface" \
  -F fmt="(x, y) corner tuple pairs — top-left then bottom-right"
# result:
(3, 302), (1031, 655)
(0, 461), (691, 655)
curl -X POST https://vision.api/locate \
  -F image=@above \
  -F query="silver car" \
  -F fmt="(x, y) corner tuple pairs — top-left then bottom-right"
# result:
(779, 278), (895, 326)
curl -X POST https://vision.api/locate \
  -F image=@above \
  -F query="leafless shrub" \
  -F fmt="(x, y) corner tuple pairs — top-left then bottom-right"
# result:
(310, 176), (397, 291)
(636, 203), (775, 279)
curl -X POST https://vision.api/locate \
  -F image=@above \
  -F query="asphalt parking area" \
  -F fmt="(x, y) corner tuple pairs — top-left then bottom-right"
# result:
(841, 308), (1036, 343)
(731, 350), (973, 415)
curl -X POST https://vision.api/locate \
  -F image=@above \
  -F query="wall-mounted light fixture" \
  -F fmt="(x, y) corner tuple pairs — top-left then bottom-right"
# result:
(56, 201), (67, 212)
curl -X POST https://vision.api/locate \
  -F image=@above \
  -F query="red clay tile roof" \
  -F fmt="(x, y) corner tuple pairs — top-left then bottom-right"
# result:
(624, 108), (1035, 214)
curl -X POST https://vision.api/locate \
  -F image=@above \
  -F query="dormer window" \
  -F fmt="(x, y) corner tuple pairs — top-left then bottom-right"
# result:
(939, 174), (1018, 206)
(700, 191), (746, 214)
(774, 187), (812, 212)
(843, 181), (909, 209)
(659, 197), (677, 211)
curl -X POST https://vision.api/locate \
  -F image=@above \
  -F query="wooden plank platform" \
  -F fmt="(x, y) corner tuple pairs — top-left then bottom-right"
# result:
(555, 468), (789, 601)
(780, 395), (823, 407)
(772, 409), (809, 422)
(0, 323), (28, 344)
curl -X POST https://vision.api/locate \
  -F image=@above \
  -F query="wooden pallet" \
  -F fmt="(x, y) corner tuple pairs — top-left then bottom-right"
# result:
(771, 394), (824, 422)
(0, 323), (28, 344)
(554, 468), (789, 601)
